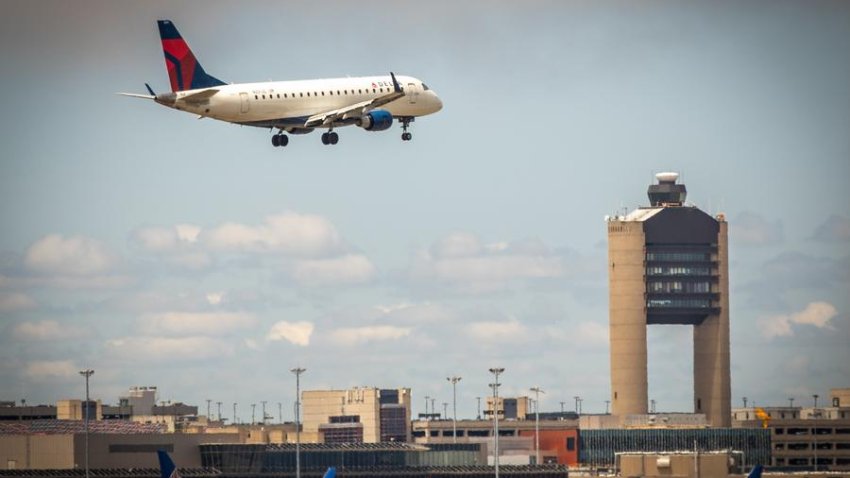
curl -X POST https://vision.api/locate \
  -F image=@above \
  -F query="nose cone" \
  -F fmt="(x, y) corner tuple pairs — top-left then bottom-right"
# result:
(428, 91), (443, 114)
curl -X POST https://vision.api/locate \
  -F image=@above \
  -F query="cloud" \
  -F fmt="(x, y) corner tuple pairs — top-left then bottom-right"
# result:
(732, 212), (783, 246)
(12, 320), (83, 341)
(329, 325), (412, 345)
(131, 225), (211, 270)
(812, 214), (850, 242)
(0, 292), (37, 312)
(203, 212), (343, 257)
(24, 360), (78, 380)
(758, 301), (839, 340)
(411, 233), (564, 293)
(138, 312), (257, 336)
(374, 302), (455, 324)
(24, 234), (116, 275)
(465, 319), (529, 344)
(267, 321), (314, 346)
(105, 337), (233, 361)
(292, 254), (376, 286)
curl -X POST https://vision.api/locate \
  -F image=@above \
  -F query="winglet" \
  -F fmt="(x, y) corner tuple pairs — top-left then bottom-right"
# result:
(323, 468), (336, 478)
(157, 450), (180, 478)
(390, 72), (402, 93)
(145, 83), (156, 96)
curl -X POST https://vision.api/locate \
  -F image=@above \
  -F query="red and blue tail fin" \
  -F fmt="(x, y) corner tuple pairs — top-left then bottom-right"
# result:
(157, 20), (226, 92)
(157, 450), (180, 478)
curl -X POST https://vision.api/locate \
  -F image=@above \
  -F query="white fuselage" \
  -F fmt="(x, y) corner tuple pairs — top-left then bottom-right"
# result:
(162, 74), (442, 131)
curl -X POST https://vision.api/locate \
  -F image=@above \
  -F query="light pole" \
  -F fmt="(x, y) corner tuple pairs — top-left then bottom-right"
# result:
(443, 402), (448, 419)
(447, 376), (462, 443)
(605, 400), (610, 415)
(206, 399), (211, 421)
(560, 401), (565, 414)
(789, 397), (795, 408)
(78, 369), (94, 478)
(278, 402), (282, 424)
(291, 367), (306, 478)
(251, 403), (256, 424)
(425, 396), (430, 417)
(743, 396), (748, 408)
(489, 367), (504, 478)
(813, 394), (819, 471)
(530, 387), (544, 465)
(476, 397), (481, 419)
(262, 401), (267, 425)
(217, 402), (222, 422)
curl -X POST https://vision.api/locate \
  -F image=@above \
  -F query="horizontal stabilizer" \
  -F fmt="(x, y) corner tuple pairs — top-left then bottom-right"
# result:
(117, 92), (155, 99)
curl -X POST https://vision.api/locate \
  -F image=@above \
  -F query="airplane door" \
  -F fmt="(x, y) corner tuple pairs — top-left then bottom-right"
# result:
(239, 92), (250, 113)
(407, 83), (418, 104)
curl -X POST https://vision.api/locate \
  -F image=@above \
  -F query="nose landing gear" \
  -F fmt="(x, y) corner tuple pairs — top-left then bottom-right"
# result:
(400, 117), (413, 141)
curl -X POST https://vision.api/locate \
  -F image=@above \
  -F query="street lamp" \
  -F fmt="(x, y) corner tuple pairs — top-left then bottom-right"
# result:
(78, 369), (94, 478)
(476, 397), (481, 419)
(489, 367), (505, 478)
(530, 387), (544, 465)
(447, 376), (462, 444)
(605, 400), (610, 415)
(291, 367), (306, 478)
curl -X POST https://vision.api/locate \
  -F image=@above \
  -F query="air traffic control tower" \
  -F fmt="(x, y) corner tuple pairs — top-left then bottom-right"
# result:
(607, 172), (730, 427)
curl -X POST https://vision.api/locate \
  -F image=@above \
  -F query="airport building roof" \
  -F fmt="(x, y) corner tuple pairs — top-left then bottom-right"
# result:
(0, 419), (165, 435)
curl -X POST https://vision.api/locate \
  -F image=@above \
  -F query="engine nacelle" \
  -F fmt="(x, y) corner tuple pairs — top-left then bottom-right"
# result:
(358, 110), (393, 131)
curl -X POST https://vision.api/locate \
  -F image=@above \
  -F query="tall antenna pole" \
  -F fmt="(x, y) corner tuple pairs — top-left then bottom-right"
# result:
(530, 387), (544, 465)
(489, 367), (505, 478)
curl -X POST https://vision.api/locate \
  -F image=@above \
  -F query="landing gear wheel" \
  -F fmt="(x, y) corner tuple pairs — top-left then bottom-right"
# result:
(400, 117), (413, 142)
(321, 132), (329, 145)
(272, 133), (289, 147)
(329, 132), (339, 145)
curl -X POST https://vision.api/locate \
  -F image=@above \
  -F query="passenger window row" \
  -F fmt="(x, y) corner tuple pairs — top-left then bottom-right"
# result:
(254, 87), (390, 101)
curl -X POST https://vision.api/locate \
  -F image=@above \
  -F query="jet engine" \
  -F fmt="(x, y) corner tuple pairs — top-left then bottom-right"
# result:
(358, 110), (393, 131)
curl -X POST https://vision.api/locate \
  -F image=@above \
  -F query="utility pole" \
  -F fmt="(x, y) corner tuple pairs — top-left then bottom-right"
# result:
(206, 399), (211, 421)
(233, 403), (237, 424)
(262, 401), (267, 425)
(476, 397), (481, 419)
(425, 396), (430, 416)
(251, 403), (256, 424)
(217, 402), (222, 422)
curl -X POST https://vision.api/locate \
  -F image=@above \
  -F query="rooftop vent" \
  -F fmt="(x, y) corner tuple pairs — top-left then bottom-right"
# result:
(648, 172), (687, 206)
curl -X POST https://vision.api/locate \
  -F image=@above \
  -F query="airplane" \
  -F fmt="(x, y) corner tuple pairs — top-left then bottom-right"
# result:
(157, 450), (336, 478)
(121, 20), (443, 148)
(746, 464), (763, 478)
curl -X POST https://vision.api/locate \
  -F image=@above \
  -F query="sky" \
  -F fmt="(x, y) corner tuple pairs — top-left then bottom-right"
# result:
(0, 1), (848, 422)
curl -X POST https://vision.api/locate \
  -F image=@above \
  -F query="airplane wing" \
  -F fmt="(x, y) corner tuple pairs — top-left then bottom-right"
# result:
(304, 72), (404, 128)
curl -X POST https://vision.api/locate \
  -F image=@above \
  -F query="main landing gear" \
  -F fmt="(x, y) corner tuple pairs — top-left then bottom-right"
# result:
(321, 131), (339, 145)
(400, 117), (413, 141)
(271, 133), (289, 147)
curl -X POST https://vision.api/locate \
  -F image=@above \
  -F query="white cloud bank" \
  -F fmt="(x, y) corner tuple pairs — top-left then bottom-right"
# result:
(758, 301), (839, 340)
(138, 312), (257, 336)
(24, 360), (78, 381)
(25, 234), (116, 275)
(267, 321), (314, 346)
(411, 233), (564, 293)
(12, 320), (83, 341)
(329, 325), (412, 345)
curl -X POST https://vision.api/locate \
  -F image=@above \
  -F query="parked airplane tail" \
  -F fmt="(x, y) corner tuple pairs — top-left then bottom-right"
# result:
(746, 464), (763, 478)
(157, 20), (226, 92)
(157, 450), (180, 478)
(323, 467), (336, 478)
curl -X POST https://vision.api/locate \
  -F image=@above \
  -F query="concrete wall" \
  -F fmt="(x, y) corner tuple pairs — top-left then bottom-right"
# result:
(608, 220), (649, 418)
(693, 218), (731, 428)
(303, 388), (381, 443)
(0, 435), (75, 469)
(618, 453), (730, 478)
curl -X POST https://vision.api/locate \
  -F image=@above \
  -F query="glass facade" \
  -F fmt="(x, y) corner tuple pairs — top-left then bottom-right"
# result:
(645, 244), (719, 324)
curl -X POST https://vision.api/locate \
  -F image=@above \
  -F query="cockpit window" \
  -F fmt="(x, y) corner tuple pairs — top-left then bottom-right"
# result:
(422, 83), (430, 91)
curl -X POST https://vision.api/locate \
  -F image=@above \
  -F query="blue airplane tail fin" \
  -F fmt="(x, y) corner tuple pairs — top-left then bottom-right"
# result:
(157, 450), (180, 478)
(747, 464), (763, 478)
(323, 467), (336, 478)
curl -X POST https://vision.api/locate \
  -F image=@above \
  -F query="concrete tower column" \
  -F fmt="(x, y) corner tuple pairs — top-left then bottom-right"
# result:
(608, 221), (648, 417)
(694, 219), (731, 427)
